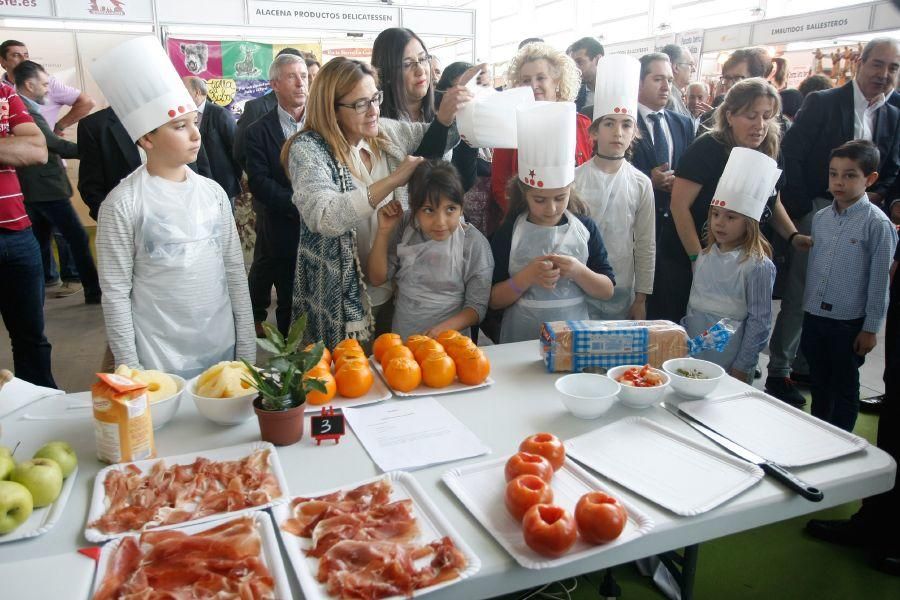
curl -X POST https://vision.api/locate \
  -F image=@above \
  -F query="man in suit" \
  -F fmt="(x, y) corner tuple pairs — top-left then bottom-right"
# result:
(183, 76), (241, 202)
(660, 44), (694, 118)
(244, 53), (308, 337)
(77, 108), (213, 221)
(766, 38), (900, 406)
(568, 37), (603, 115)
(233, 47), (302, 171)
(14, 60), (101, 304)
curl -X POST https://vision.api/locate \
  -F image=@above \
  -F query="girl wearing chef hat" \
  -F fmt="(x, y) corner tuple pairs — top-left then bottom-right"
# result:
(489, 102), (615, 344)
(574, 54), (656, 320)
(683, 147), (779, 382)
(91, 37), (255, 378)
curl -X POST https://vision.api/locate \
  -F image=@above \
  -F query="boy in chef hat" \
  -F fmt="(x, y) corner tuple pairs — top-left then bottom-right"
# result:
(574, 54), (656, 320)
(683, 147), (779, 382)
(91, 37), (255, 379)
(489, 101), (615, 343)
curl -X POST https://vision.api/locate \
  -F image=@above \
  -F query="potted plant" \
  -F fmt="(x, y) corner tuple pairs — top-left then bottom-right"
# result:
(242, 315), (326, 446)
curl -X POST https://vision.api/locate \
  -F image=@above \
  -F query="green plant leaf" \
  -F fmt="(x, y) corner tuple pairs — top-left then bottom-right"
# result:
(261, 321), (285, 350)
(269, 356), (292, 372)
(256, 338), (281, 355)
(286, 315), (307, 353)
(304, 377), (328, 394)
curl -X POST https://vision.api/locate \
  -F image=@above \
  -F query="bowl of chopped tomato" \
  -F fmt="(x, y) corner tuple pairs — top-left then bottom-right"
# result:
(607, 364), (670, 409)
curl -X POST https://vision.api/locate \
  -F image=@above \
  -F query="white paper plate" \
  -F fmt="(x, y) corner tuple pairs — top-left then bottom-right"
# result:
(0, 551), (95, 599)
(678, 391), (869, 467)
(369, 357), (493, 397)
(92, 512), (291, 599)
(273, 472), (481, 600)
(84, 441), (290, 542)
(305, 368), (392, 413)
(442, 456), (655, 569)
(565, 417), (764, 516)
(0, 466), (77, 543)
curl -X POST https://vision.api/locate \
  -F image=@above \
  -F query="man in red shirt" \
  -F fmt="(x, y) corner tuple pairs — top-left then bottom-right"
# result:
(0, 83), (53, 386)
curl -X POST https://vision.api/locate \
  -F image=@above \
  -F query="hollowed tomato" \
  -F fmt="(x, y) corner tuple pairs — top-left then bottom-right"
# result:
(505, 474), (553, 521)
(522, 504), (578, 557)
(519, 433), (566, 471)
(504, 452), (554, 483)
(574, 491), (628, 544)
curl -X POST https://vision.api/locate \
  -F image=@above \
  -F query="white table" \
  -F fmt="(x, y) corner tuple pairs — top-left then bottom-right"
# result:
(0, 341), (895, 599)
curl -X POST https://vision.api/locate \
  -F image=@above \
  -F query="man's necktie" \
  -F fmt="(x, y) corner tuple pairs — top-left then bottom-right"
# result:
(648, 112), (670, 167)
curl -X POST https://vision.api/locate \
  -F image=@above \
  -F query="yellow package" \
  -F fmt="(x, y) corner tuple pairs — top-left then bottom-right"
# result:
(92, 372), (156, 464)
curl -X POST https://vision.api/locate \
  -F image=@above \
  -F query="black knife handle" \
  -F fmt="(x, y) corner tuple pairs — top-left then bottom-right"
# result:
(762, 462), (824, 502)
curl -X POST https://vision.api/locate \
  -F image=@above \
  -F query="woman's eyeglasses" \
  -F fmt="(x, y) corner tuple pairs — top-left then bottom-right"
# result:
(720, 75), (746, 85)
(336, 90), (384, 115)
(402, 54), (432, 71)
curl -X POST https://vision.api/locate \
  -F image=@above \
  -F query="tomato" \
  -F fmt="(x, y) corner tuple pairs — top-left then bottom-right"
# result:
(521, 504), (578, 557)
(505, 475), (553, 521)
(372, 333), (403, 362)
(379, 344), (414, 368)
(384, 357), (422, 392)
(519, 433), (566, 471)
(504, 452), (553, 483)
(335, 361), (374, 398)
(574, 491), (628, 544)
(421, 351), (456, 388)
(455, 346), (490, 385)
(616, 364), (664, 388)
(413, 339), (445, 363)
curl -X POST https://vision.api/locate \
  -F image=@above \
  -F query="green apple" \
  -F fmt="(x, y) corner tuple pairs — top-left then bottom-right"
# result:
(33, 441), (77, 478)
(0, 446), (14, 481)
(0, 480), (33, 534)
(10, 459), (62, 507)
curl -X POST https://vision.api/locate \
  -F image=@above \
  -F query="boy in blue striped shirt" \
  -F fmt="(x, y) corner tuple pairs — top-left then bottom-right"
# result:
(800, 140), (898, 432)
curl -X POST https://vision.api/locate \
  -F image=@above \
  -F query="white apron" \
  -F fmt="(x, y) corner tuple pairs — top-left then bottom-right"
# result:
(576, 162), (636, 319)
(131, 167), (235, 379)
(392, 220), (467, 339)
(682, 245), (752, 370)
(500, 211), (590, 343)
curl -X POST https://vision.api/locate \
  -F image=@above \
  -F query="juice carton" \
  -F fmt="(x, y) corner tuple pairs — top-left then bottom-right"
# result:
(92, 372), (156, 464)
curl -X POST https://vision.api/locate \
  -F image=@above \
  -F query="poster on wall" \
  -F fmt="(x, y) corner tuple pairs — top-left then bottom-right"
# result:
(676, 29), (704, 62)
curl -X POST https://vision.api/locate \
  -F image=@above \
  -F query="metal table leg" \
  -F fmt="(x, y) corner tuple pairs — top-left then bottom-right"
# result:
(657, 544), (700, 600)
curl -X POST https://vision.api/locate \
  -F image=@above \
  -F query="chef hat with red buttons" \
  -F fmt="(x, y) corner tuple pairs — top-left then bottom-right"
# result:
(517, 101), (576, 189)
(592, 54), (640, 123)
(711, 147), (782, 221)
(90, 36), (197, 142)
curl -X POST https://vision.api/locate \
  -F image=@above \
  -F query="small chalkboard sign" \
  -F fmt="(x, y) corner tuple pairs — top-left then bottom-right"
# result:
(311, 407), (345, 445)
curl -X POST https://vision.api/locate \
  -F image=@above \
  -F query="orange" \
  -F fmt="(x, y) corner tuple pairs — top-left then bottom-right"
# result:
(380, 344), (414, 368)
(406, 334), (431, 354)
(455, 346), (491, 385)
(372, 333), (403, 362)
(305, 362), (331, 378)
(335, 338), (363, 352)
(384, 357), (422, 392)
(335, 361), (374, 398)
(421, 351), (457, 388)
(304, 371), (337, 405)
(436, 330), (462, 345)
(413, 339), (445, 363)
(334, 348), (367, 372)
(305, 343), (332, 367)
(444, 335), (476, 360)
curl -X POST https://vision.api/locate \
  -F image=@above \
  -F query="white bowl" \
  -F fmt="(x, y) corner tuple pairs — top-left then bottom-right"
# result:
(189, 377), (257, 425)
(662, 358), (726, 399)
(149, 374), (185, 430)
(555, 373), (620, 419)
(606, 365), (670, 409)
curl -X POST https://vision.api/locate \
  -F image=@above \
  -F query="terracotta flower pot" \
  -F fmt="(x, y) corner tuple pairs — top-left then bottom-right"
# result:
(253, 396), (305, 446)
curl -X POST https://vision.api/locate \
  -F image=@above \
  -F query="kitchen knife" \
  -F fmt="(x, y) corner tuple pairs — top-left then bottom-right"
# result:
(663, 403), (824, 502)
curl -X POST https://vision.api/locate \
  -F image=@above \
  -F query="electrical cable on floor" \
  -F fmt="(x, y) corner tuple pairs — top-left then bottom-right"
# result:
(517, 577), (579, 600)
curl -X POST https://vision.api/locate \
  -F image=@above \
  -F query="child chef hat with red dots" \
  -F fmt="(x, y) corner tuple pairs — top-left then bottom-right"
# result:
(592, 54), (640, 123)
(711, 147), (782, 221)
(517, 101), (576, 189)
(90, 36), (197, 142)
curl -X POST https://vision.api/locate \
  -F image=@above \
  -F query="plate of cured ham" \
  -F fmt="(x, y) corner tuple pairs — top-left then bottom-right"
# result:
(84, 441), (290, 543)
(92, 512), (291, 600)
(273, 473), (481, 600)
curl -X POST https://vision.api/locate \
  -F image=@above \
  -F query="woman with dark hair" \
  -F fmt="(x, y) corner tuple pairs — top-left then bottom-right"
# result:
(371, 28), (436, 123)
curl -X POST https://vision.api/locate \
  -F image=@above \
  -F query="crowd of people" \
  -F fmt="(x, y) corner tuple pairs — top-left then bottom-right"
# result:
(0, 29), (898, 572)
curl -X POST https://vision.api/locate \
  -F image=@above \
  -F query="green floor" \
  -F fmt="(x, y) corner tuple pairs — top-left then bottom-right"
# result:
(495, 411), (896, 600)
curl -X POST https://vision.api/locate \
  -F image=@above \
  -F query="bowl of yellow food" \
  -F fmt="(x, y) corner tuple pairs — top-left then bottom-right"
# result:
(190, 361), (258, 425)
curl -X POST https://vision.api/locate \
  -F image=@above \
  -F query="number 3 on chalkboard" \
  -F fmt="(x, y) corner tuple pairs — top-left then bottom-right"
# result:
(311, 407), (345, 444)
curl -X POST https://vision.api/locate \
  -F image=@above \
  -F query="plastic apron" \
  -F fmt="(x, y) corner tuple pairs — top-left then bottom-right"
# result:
(500, 211), (590, 343)
(682, 246), (751, 370)
(393, 221), (466, 339)
(131, 167), (235, 379)
(578, 163), (635, 319)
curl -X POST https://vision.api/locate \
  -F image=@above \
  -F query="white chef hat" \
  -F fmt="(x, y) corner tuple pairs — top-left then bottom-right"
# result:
(517, 101), (576, 189)
(711, 147), (782, 221)
(592, 54), (640, 122)
(89, 36), (197, 142)
(457, 82), (535, 149)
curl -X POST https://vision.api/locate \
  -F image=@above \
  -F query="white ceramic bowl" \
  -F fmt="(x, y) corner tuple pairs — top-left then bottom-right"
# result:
(149, 374), (185, 430)
(662, 358), (726, 399)
(555, 373), (621, 419)
(606, 365), (670, 409)
(189, 376), (257, 425)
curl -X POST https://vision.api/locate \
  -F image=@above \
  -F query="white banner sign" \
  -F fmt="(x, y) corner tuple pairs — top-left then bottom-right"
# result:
(604, 37), (657, 58)
(751, 5), (871, 45)
(0, 0), (53, 18)
(676, 29), (704, 61)
(702, 24), (752, 53)
(248, 1), (400, 32)
(56, 0), (154, 22)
